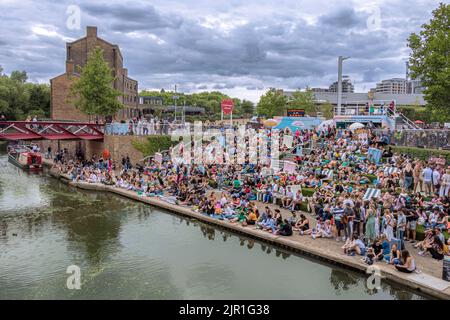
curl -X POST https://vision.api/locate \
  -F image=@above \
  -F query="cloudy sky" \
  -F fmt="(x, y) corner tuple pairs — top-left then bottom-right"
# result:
(0, 0), (440, 101)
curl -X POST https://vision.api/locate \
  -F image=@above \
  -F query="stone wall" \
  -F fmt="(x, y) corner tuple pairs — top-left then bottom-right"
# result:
(35, 135), (147, 164)
(103, 135), (146, 164)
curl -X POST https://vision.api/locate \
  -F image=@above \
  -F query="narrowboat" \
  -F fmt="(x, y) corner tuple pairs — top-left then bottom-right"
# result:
(7, 146), (43, 171)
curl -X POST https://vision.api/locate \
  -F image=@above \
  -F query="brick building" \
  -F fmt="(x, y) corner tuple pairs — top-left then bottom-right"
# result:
(50, 26), (139, 121)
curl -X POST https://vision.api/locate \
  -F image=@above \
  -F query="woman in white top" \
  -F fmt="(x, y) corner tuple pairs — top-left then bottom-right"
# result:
(439, 169), (450, 198)
(395, 250), (416, 273)
(383, 210), (394, 241)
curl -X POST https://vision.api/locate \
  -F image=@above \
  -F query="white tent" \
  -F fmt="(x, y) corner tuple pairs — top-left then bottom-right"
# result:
(348, 122), (365, 132)
(317, 119), (335, 132)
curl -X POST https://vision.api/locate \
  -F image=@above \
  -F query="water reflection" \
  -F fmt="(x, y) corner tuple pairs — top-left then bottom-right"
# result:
(0, 153), (430, 300)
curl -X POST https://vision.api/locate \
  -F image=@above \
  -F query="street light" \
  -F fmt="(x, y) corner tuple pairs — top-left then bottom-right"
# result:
(337, 56), (350, 116)
(173, 84), (178, 122)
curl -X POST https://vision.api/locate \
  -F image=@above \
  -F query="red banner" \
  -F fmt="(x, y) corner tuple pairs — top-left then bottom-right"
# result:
(221, 99), (234, 115)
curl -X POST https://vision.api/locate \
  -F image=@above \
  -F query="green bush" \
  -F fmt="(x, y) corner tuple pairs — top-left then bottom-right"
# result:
(415, 224), (449, 241)
(132, 135), (179, 157)
(387, 146), (450, 163)
(302, 188), (316, 197)
(299, 202), (310, 212)
(364, 174), (377, 183)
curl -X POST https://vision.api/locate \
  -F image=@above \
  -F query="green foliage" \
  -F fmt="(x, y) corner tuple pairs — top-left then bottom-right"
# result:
(302, 188), (316, 197)
(388, 145), (450, 162)
(70, 47), (123, 117)
(397, 106), (433, 123)
(132, 135), (178, 156)
(288, 89), (316, 115)
(416, 224), (449, 241)
(140, 90), (244, 117)
(256, 88), (287, 118)
(0, 67), (50, 120)
(240, 99), (255, 116)
(407, 3), (450, 122)
(319, 102), (334, 119)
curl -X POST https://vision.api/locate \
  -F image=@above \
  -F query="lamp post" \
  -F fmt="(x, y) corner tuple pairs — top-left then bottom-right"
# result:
(337, 56), (350, 116)
(173, 84), (178, 122)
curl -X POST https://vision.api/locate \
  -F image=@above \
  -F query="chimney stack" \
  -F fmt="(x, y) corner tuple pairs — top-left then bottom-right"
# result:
(87, 26), (97, 38)
(66, 60), (75, 75)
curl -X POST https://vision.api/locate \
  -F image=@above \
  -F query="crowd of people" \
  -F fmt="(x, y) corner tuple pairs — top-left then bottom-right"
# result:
(105, 116), (186, 136)
(51, 124), (450, 275)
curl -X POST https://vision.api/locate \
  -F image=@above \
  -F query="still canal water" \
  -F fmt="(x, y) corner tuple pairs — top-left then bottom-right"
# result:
(0, 152), (427, 299)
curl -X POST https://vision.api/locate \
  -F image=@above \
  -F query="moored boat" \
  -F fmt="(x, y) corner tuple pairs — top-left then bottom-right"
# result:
(7, 146), (43, 171)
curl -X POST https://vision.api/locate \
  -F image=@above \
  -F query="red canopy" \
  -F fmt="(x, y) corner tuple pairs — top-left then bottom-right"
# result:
(414, 120), (424, 124)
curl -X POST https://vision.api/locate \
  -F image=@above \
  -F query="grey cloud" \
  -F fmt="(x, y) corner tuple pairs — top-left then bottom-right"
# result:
(0, 0), (439, 100)
(318, 7), (366, 29)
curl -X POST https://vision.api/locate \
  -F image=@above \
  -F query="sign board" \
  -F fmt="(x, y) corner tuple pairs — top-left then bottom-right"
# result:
(154, 152), (163, 164)
(283, 161), (297, 174)
(221, 99), (234, 115)
(287, 109), (305, 117)
(443, 256), (450, 282)
(282, 135), (293, 148)
(367, 148), (382, 165)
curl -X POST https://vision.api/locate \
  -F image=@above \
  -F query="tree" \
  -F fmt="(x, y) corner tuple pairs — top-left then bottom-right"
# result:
(407, 3), (450, 121)
(256, 88), (287, 118)
(70, 47), (123, 117)
(319, 102), (334, 119)
(10, 70), (28, 83)
(288, 89), (316, 115)
(0, 70), (50, 120)
(241, 100), (255, 116)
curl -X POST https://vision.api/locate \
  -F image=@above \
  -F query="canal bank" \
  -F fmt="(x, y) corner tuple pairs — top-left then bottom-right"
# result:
(40, 159), (450, 300)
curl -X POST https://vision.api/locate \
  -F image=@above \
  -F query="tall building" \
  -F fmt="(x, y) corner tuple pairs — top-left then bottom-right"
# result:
(407, 79), (425, 94)
(374, 78), (407, 94)
(329, 76), (354, 93)
(50, 26), (139, 121)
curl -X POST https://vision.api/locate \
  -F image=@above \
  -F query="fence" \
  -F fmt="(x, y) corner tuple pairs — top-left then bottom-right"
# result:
(105, 123), (191, 136)
(373, 129), (450, 149)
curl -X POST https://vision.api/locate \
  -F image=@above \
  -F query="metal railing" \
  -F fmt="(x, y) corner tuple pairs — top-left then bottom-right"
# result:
(104, 123), (191, 136)
(372, 129), (450, 149)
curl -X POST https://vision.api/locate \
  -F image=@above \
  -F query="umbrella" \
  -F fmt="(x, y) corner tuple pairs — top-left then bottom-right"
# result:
(102, 149), (110, 159)
(348, 122), (365, 132)
(291, 120), (305, 128)
(414, 120), (424, 124)
(317, 119), (335, 132)
(264, 119), (279, 127)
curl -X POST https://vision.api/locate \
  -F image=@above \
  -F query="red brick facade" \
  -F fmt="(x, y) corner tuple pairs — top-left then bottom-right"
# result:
(50, 26), (139, 121)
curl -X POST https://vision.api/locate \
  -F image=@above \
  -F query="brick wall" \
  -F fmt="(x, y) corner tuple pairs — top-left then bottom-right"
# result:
(103, 135), (146, 164)
(50, 74), (90, 121)
(51, 26), (138, 122)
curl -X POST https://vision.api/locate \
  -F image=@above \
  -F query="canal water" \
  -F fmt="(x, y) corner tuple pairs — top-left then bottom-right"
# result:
(0, 152), (427, 299)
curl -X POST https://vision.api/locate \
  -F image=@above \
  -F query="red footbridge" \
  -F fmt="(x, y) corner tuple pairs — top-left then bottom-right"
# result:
(0, 121), (104, 141)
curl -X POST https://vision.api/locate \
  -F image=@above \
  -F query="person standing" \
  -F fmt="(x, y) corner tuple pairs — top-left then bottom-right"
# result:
(402, 163), (414, 191)
(422, 164), (433, 195)
(413, 161), (423, 193)
(383, 210), (394, 241)
(365, 204), (377, 245)
(439, 168), (450, 197)
(432, 166), (441, 195)
(46, 146), (52, 159)
(396, 210), (407, 249)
